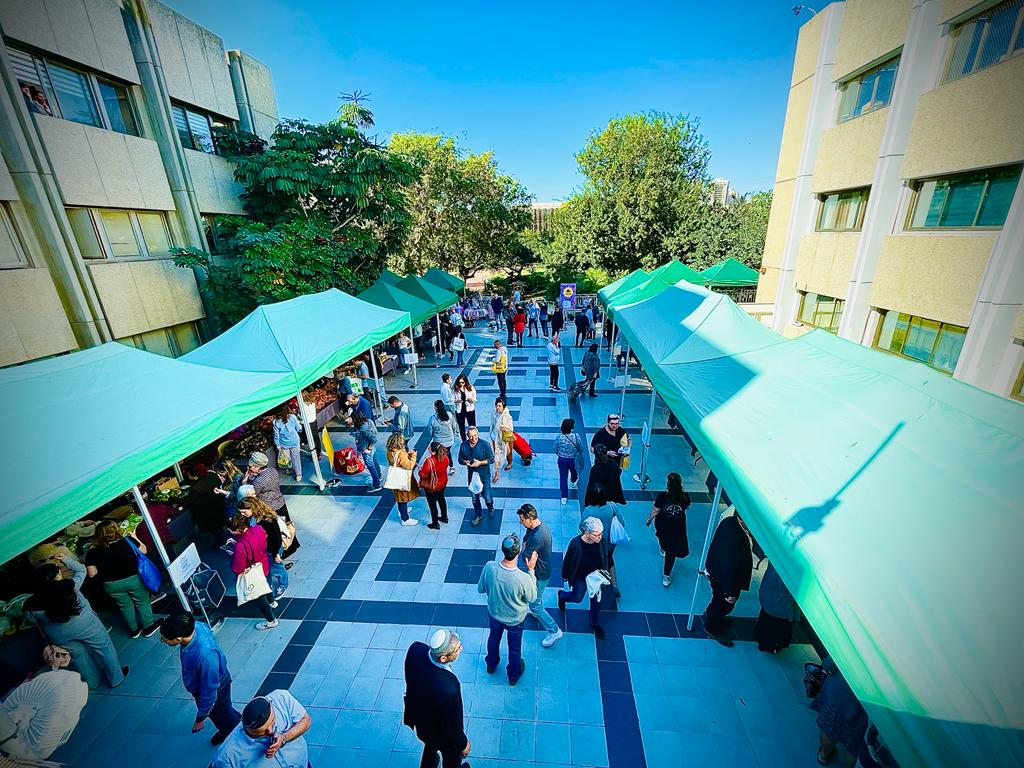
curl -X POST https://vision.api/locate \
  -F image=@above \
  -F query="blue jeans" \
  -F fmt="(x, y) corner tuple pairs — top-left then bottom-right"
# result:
(269, 557), (288, 596)
(363, 450), (381, 486)
(485, 614), (525, 682)
(455, 350), (464, 366)
(558, 577), (601, 626)
(557, 456), (578, 499)
(469, 470), (494, 516)
(202, 676), (241, 738)
(528, 578), (558, 633)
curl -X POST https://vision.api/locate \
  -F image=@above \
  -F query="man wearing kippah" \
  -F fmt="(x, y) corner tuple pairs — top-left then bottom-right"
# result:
(403, 629), (471, 768)
(211, 690), (311, 767)
(477, 533), (538, 686)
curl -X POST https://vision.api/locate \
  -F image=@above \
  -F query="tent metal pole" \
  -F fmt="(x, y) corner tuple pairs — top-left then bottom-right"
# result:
(606, 323), (617, 383)
(131, 485), (189, 611)
(435, 312), (443, 367)
(632, 386), (657, 489)
(686, 481), (724, 630)
(297, 389), (326, 491)
(368, 346), (385, 415)
(408, 322), (418, 388)
(618, 338), (629, 419)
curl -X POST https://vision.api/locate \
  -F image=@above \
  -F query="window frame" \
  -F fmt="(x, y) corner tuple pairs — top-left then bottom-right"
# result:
(905, 165), (1022, 231)
(797, 291), (845, 334)
(1011, 358), (1024, 402)
(816, 188), (870, 232)
(942, 0), (1024, 84)
(872, 310), (967, 374)
(0, 205), (30, 269)
(80, 209), (176, 260)
(171, 102), (235, 155)
(837, 55), (900, 123)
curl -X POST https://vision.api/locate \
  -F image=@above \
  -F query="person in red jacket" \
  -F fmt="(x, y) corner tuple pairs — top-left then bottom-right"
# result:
(228, 514), (278, 631)
(419, 442), (451, 530)
(512, 307), (526, 347)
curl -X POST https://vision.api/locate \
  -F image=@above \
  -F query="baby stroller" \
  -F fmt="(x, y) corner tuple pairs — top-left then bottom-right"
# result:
(567, 378), (591, 404)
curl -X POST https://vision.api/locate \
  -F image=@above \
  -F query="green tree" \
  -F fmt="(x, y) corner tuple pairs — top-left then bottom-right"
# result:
(680, 190), (773, 271)
(389, 133), (532, 281)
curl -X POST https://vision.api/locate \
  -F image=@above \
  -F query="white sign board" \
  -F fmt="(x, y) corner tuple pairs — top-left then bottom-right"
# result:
(168, 543), (201, 588)
(402, 353), (419, 365)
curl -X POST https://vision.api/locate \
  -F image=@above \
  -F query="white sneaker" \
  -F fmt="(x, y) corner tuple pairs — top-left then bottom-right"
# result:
(662, 575), (672, 588)
(268, 599), (279, 609)
(569, 479), (578, 489)
(255, 620), (278, 631)
(561, 498), (568, 506)
(541, 628), (564, 648)
(401, 518), (420, 526)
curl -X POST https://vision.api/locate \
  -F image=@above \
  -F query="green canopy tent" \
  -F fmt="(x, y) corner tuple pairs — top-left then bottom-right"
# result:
(612, 279), (1024, 767)
(395, 274), (460, 316)
(378, 268), (404, 285)
(597, 268), (649, 308)
(697, 257), (759, 287)
(0, 343), (294, 602)
(357, 280), (436, 326)
(423, 266), (466, 294)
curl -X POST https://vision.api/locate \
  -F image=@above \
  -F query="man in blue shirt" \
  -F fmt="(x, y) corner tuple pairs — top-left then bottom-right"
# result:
(212, 691), (311, 768)
(344, 392), (373, 424)
(160, 612), (239, 745)
(458, 426), (495, 526)
(386, 395), (414, 440)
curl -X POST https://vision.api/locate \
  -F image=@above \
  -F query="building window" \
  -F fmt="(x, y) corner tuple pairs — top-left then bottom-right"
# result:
(816, 188), (869, 231)
(944, 0), (1024, 83)
(68, 208), (174, 259)
(8, 47), (139, 136)
(119, 321), (201, 358)
(908, 165), (1021, 229)
(798, 292), (845, 333)
(0, 206), (29, 268)
(838, 56), (900, 123)
(1011, 359), (1024, 402)
(172, 103), (234, 155)
(874, 310), (967, 374)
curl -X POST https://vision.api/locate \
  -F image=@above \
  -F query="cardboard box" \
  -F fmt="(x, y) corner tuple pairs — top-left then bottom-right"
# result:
(154, 477), (180, 492)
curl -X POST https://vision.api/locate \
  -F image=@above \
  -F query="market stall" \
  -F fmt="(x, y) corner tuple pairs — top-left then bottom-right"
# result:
(422, 266), (466, 294)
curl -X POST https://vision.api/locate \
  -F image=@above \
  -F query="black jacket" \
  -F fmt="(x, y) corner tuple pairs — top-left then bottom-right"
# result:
(186, 472), (226, 533)
(561, 534), (613, 582)
(403, 642), (468, 752)
(705, 514), (752, 597)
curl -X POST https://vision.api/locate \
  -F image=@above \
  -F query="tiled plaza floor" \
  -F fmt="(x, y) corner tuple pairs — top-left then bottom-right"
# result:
(53, 321), (822, 768)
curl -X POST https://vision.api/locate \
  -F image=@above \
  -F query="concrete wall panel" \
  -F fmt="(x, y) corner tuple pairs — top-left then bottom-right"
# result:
(1013, 306), (1024, 341)
(185, 151), (245, 214)
(89, 258), (203, 337)
(0, 152), (17, 201)
(792, 12), (825, 86)
(0, 268), (78, 366)
(232, 51), (279, 139)
(794, 232), (861, 299)
(834, 0), (911, 80)
(776, 79), (813, 184)
(812, 107), (888, 192)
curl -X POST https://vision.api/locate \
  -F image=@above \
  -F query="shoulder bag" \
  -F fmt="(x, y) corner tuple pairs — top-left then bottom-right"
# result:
(235, 539), (271, 606)
(384, 463), (413, 492)
(125, 536), (163, 593)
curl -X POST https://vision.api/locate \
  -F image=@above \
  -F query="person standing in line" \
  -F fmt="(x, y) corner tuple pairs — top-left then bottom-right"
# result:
(397, 331), (414, 374)
(427, 399), (457, 472)
(574, 310), (588, 347)
(645, 472), (691, 587)
(228, 514), (278, 631)
(526, 300), (540, 337)
(357, 354), (375, 407)
(452, 374), (477, 441)
(212, 692), (311, 768)
(503, 303), (515, 345)
(811, 657), (868, 767)
(478, 534), (537, 686)
(512, 287), (521, 305)
(753, 562), (799, 654)
(517, 504), (563, 648)
(238, 498), (288, 599)
(239, 452), (291, 524)
(546, 333), (562, 391)
(459, 426), (495, 526)
(450, 332), (468, 367)
(702, 510), (753, 647)
(25, 555), (129, 687)
(554, 418), (585, 506)
(386, 395), (415, 442)
(84, 521), (160, 638)
(491, 340), (508, 401)
(512, 306), (527, 347)
(551, 305), (564, 338)
(403, 629), (471, 768)
(585, 302), (595, 340)
(419, 442), (451, 530)
(581, 343), (601, 397)
(351, 411), (383, 492)
(160, 612), (241, 747)
(185, 461), (231, 539)
(558, 517), (612, 639)
(272, 405), (303, 483)
(386, 433), (421, 527)
(538, 300), (550, 338)
(491, 294), (504, 330)
(489, 397), (514, 480)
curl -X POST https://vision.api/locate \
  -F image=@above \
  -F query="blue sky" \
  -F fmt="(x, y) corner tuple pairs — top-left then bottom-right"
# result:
(168, 0), (805, 200)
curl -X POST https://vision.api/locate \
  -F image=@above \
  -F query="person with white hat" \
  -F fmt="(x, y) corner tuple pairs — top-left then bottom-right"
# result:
(403, 629), (471, 768)
(558, 517), (613, 639)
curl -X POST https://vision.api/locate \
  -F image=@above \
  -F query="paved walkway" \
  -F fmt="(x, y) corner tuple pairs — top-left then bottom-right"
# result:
(54, 321), (822, 768)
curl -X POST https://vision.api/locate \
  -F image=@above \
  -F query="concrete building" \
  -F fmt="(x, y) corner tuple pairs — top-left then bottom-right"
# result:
(0, 0), (278, 368)
(711, 177), (738, 207)
(756, 0), (1024, 401)
(531, 201), (562, 232)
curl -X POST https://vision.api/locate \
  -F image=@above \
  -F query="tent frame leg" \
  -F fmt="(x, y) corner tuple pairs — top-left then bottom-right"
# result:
(369, 345), (386, 416)
(408, 322), (418, 388)
(131, 485), (189, 611)
(297, 389), (326, 491)
(632, 387), (657, 489)
(618, 339), (629, 419)
(686, 481), (724, 630)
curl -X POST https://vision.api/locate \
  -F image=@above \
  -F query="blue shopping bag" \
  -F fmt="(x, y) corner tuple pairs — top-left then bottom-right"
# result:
(126, 536), (162, 593)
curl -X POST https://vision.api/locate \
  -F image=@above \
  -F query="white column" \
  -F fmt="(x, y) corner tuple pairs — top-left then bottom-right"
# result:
(296, 389), (326, 490)
(131, 486), (190, 611)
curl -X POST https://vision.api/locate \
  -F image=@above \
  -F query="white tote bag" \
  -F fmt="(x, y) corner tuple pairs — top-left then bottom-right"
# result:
(468, 473), (484, 495)
(609, 516), (630, 547)
(235, 542), (271, 606)
(383, 465), (412, 491)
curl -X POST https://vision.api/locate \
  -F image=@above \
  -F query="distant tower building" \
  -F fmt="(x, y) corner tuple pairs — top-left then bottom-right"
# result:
(712, 178), (736, 207)
(532, 202), (562, 232)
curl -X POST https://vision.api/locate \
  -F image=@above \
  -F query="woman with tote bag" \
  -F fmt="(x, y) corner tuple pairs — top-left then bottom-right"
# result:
(228, 514), (278, 631)
(489, 397), (515, 480)
(385, 433), (420, 526)
(84, 521), (160, 639)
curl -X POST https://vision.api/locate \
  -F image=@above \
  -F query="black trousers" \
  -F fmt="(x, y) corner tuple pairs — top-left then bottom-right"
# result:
(455, 410), (476, 441)
(425, 490), (448, 524)
(575, 328), (586, 346)
(496, 372), (507, 400)
(703, 579), (735, 633)
(419, 742), (464, 768)
(664, 553), (677, 576)
(549, 364), (559, 388)
(588, 376), (597, 397)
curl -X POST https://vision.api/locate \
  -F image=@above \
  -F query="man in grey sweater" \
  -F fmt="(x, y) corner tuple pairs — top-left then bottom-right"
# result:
(477, 533), (537, 686)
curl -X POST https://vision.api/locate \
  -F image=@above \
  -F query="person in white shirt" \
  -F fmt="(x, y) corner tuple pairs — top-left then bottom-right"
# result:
(545, 335), (562, 391)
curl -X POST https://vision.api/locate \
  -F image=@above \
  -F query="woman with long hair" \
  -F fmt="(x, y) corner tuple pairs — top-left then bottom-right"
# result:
(418, 441), (451, 529)
(25, 555), (128, 687)
(386, 432), (420, 526)
(452, 374), (477, 441)
(272, 404), (303, 483)
(645, 472), (691, 587)
(84, 520), (159, 638)
(239, 497), (289, 599)
(553, 417), (584, 506)
(489, 397), (514, 480)
(426, 399), (457, 475)
(228, 513), (278, 631)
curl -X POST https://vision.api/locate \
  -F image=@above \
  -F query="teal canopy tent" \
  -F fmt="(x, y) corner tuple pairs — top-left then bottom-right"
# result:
(395, 274), (459, 315)
(597, 268), (649, 308)
(697, 257), (759, 287)
(0, 344), (292, 566)
(378, 268), (403, 285)
(358, 280), (436, 326)
(613, 280), (1024, 767)
(422, 266), (465, 293)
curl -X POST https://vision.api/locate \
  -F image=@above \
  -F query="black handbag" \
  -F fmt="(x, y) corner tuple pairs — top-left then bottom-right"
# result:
(803, 662), (829, 698)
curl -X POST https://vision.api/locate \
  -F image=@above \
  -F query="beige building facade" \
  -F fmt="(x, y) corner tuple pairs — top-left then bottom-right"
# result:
(0, 0), (278, 368)
(757, 0), (1024, 401)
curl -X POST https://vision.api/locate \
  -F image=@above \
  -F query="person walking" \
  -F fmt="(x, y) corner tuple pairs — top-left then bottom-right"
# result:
(272, 405), (303, 483)
(84, 521), (160, 638)
(526, 301), (539, 337)
(459, 426), (495, 526)
(591, 411), (628, 463)
(546, 334), (562, 391)
(489, 397), (514, 480)
(25, 555), (128, 687)
(427, 399), (457, 471)
(585, 450), (626, 506)
(491, 340), (508, 401)
(558, 517), (612, 639)
(386, 395), (415, 442)
(478, 534), (538, 686)
(403, 629), (471, 768)
(551, 305), (564, 338)
(538, 300), (550, 338)
(574, 311), (589, 347)
(517, 504), (563, 647)
(512, 306), (526, 347)
(386, 433), (421, 527)
(212, 692), (311, 768)
(238, 498), (288, 599)
(441, 373), (456, 416)
(450, 332), (467, 367)
(701, 510), (753, 647)
(351, 411), (383, 492)
(581, 343), (601, 397)
(228, 514), (278, 631)
(753, 562), (799, 654)
(580, 484), (623, 598)
(160, 611), (241, 746)
(645, 472), (690, 587)
(452, 374), (477, 441)
(554, 418), (585, 506)
(419, 442), (451, 530)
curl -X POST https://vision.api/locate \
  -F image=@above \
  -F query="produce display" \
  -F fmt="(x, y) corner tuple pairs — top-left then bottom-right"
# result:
(302, 377), (339, 410)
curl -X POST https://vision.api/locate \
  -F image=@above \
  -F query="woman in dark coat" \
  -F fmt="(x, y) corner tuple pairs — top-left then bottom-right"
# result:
(558, 517), (613, 639)
(645, 472), (690, 587)
(753, 562), (799, 653)
(812, 656), (867, 766)
(585, 451), (626, 506)
(701, 510), (752, 646)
